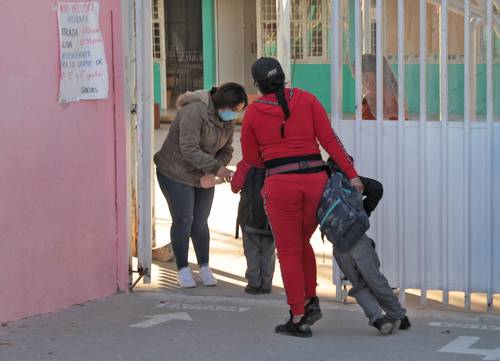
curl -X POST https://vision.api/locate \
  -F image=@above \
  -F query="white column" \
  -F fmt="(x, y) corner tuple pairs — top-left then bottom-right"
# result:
(135, 0), (153, 283)
(363, 0), (372, 54)
(331, 0), (343, 301)
(418, 0), (427, 306)
(463, 0), (472, 311)
(277, 0), (291, 82)
(354, 0), (362, 162)
(121, 0), (136, 288)
(397, 0), (406, 304)
(485, 0), (494, 312)
(375, 0), (383, 265)
(440, 0), (449, 309)
(332, 0), (343, 129)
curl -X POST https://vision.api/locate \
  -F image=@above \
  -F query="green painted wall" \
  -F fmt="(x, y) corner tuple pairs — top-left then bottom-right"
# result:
(153, 62), (162, 106)
(291, 64), (331, 112)
(291, 62), (500, 118)
(202, 0), (216, 89)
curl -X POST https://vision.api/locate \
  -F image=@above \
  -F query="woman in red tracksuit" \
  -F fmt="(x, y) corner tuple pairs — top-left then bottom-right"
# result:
(241, 57), (363, 337)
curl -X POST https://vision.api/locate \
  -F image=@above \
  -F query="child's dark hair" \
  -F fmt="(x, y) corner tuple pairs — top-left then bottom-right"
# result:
(256, 74), (289, 138)
(210, 82), (248, 110)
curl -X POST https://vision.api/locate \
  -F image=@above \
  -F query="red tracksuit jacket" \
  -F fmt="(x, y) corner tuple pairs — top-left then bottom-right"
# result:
(241, 88), (357, 178)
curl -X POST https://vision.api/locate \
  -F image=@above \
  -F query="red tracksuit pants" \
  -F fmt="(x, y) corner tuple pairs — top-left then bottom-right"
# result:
(263, 171), (328, 316)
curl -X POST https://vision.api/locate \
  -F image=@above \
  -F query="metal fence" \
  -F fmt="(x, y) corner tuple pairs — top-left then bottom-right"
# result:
(329, 0), (499, 311)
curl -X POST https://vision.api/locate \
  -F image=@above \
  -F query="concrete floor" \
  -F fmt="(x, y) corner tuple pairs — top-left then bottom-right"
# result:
(1, 281), (500, 361)
(1, 124), (499, 361)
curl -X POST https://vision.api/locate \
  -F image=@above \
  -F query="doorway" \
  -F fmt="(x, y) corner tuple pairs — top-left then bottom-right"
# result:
(216, 0), (258, 93)
(164, 0), (204, 108)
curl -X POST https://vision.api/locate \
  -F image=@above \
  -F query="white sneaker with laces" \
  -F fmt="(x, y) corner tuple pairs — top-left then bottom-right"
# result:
(198, 266), (218, 286)
(177, 267), (196, 288)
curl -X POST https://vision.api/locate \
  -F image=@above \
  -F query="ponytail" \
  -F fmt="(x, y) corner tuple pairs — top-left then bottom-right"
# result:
(274, 83), (290, 138)
(256, 74), (290, 138)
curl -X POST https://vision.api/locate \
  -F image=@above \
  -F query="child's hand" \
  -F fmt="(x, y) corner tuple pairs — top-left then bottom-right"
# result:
(350, 177), (364, 193)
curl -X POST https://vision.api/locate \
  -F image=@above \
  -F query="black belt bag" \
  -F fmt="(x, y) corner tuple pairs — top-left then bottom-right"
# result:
(265, 154), (326, 177)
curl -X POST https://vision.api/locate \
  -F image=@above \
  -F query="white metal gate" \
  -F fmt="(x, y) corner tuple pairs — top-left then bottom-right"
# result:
(325, 0), (500, 311)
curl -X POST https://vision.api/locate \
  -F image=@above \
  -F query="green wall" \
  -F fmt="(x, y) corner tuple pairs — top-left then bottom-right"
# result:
(291, 62), (500, 117)
(202, 0), (216, 89)
(153, 62), (162, 106)
(291, 64), (331, 112)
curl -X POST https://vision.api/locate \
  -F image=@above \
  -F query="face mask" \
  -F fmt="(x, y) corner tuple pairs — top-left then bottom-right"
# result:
(218, 110), (238, 122)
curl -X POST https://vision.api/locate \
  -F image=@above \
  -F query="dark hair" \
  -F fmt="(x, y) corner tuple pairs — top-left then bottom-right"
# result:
(209, 82), (248, 110)
(256, 73), (290, 138)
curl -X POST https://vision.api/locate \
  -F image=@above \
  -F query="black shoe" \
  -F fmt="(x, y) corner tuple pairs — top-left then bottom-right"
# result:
(373, 316), (396, 335)
(275, 313), (312, 338)
(399, 316), (411, 330)
(244, 284), (261, 295)
(260, 288), (272, 294)
(304, 296), (322, 325)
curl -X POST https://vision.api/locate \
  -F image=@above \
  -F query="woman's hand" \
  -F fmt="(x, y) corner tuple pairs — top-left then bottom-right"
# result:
(216, 166), (234, 182)
(200, 174), (216, 189)
(350, 177), (364, 193)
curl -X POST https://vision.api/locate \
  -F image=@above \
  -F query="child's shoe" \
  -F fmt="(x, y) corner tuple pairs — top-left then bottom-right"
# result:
(275, 312), (312, 338)
(390, 318), (402, 334)
(304, 296), (322, 325)
(373, 316), (395, 335)
(399, 316), (411, 330)
(244, 284), (261, 295)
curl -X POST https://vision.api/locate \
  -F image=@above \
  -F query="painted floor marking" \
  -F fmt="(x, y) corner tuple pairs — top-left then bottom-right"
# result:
(143, 293), (348, 310)
(157, 302), (249, 313)
(129, 312), (192, 328)
(439, 337), (500, 360)
(429, 321), (500, 332)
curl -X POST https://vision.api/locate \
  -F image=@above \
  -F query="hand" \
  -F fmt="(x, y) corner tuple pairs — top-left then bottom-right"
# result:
(350, 177), (364, 193)
(216, 166), (234, 182)
(200, 174), (216, 189)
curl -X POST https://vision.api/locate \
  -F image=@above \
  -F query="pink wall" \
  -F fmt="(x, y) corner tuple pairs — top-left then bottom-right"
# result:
(0, 1), (128, 322)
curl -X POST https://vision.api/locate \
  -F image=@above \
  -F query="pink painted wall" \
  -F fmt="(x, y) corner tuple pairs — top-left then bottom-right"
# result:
(0, 1), (128, 322)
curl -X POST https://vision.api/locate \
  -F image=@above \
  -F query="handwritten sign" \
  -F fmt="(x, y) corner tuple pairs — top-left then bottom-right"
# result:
(57, 2), (109, 103)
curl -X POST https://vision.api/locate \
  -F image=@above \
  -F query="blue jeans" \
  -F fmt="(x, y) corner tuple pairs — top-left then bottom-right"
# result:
(156, 171), (215, 269)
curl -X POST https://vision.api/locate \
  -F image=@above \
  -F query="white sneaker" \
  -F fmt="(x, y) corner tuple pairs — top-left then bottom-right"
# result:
(198, 266), (218, 286)
(177, 267), (196, 288)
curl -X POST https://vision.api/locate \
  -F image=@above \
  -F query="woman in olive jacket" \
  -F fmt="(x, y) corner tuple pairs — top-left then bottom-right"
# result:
(154, 83), (247, 288)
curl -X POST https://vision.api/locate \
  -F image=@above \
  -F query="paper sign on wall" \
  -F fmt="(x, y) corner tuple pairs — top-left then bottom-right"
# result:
(57, 2), (109, 103)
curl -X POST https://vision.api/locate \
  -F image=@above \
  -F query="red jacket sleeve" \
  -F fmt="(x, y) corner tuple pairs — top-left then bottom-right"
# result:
(311, 95), (358, 179)
(230, 160), (251, 193)
(241, 108), (265, 168)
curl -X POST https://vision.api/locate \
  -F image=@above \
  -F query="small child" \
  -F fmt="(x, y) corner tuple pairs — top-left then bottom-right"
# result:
(231, 160), (275, 295)
(327, 157), (411, 335)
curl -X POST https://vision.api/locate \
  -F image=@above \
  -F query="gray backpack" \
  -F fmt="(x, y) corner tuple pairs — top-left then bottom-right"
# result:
(317, 172), (370, 251)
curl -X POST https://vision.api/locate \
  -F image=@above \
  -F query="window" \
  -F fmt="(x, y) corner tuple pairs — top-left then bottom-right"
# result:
(259, 0), (278, 57)
(370, 21), (376, 55)
(152, 0), (164, 60)
(292, 0), (331, 62)
(259, 0), (331, 62)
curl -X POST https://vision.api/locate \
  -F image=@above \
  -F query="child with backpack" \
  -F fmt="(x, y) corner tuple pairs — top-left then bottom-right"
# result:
(326, 157), (411, 335)
(231, 160), (275, 295)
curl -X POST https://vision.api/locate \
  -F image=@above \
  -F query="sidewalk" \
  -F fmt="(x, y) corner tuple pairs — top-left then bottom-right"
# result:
(2, 125), (499, 361)
(1, 272), (500, 361)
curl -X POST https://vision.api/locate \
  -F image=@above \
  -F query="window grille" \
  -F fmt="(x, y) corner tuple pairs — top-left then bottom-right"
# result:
(260, 0), (278, 57)
(259, 0), (331, 62)
(152, 0), (163, 60)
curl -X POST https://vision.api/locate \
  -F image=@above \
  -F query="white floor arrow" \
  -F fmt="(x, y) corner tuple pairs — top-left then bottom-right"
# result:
(439, 336), (500, 360)
(129, 312), (192, 328)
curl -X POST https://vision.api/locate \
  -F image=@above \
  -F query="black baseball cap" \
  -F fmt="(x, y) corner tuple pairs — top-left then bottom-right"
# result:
(251, 57), (284, 82)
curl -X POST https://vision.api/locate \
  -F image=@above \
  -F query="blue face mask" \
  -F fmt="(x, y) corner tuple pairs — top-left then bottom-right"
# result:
(218, 110), (238, 122)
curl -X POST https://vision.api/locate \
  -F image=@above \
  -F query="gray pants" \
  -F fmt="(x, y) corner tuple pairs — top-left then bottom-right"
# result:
(334, 234), (406, 324)
(242, 226), (276, 290)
